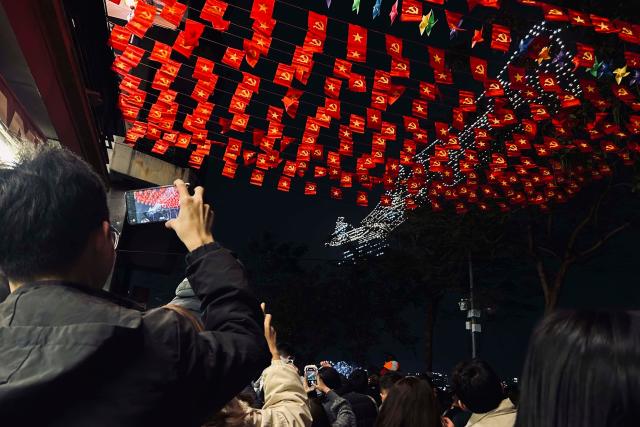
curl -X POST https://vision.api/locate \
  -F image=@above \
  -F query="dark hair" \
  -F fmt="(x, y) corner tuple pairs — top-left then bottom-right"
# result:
(451, 360), (504, 413)
(319, 366), (343, 391)
(379, 371), (404, 392)
(515, 310), (640, 427)
(0, 147), (108, 281)
(348, 368), (369, 394)
(375, 377), (440, 427)
(276, 342), (296, 360)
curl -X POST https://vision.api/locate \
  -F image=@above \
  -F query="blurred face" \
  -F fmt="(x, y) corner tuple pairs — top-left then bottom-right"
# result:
(380, 388), (390, 402)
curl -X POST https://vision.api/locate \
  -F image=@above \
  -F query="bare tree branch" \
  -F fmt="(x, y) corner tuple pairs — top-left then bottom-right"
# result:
(576, 222), (631, 260)
(537, 246), (559, 259)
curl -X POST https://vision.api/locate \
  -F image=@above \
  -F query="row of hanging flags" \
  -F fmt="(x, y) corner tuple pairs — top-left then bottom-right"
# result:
(109, 0), (640, 212)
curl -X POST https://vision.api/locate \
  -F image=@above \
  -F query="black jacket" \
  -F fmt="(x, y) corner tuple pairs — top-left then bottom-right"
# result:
(343, 392), (378, 427)
(0, 243), (270, 427)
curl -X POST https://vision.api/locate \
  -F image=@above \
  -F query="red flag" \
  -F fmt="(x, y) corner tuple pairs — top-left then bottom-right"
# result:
(371, 91), (388, 111)
(330, 187), (343, 200)
(367, 108), (382, 130)
(590, 15), (617, 33)
(274, 63), (295, 87)
(249, 169), (265, 187)
(331, 61), (351, 82)
(574, 43), (595, 68)
(277, 176), (291, 192)
(324, 77), (342, 99)
(201, 0), (228, 20)
(567, 10), (591, 27)
(616, 21), (640, 44)
(347, 24), (367, 63)
(120, 45), (145, 68)
(222, 47), (244, 69)
(626, 51), (640, 69)
(386, 35), (403, 59)
(434, 69), (453, 85)
(304, 182), (317, 196)
(542, 5), (568, 22)
(412, 99), (428, 118)
(231, 113), (249, 132)
(221, 161), (238, 179)
(373, 71), (391, 93)
(470, 56), (488, 81)
(349, 114), (365, 133)
(251, 0), (275, 20)
(193, 56), (215, 80)
(308, 11), (328, 38)
(428, 47), (446, 71)
(348, 74), (367, 92)
(150, 41), (172, 64)
(491, 24), (511, 52)
(160, 2), (187, 27)
(173, 20), (205, 58)
(459, 90), (476, 112)
(401, 0), (422, 22)
(539, 73), (561, 92)
(109, 25), (131, 52)
(303, 32), (324, 53)
(508, 65), (527, 89)
(391, 59), (410, 78)
(126, 1), (155, 39)
(485, 79), (504, 97)
(253, 18), (276, 36)
(356, 192), (369, 207)
(419, 82), (437, 100)
(325, 98), (341, 119)
(530, 104), (550, 121)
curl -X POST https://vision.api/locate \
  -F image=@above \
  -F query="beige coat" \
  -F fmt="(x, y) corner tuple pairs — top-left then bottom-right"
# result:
(465, 398), (517, 427)
(207, 360), (312, 427)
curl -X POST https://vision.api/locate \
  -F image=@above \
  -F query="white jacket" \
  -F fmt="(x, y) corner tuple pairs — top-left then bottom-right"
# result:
(207, 360), (312, 427)
(465, 398), (517, 427)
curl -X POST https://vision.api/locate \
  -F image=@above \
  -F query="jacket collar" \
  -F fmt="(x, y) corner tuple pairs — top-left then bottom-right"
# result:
(13, 280), (144, 311)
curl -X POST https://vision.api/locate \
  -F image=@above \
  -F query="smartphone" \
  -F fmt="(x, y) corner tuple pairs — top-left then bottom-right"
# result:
(304, 365), (318, 388)
(125, 185), (180, 225)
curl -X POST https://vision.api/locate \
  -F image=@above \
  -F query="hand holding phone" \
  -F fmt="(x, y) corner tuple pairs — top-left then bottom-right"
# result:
(164, 180), (214, 252)
(304, 365), (319, 389)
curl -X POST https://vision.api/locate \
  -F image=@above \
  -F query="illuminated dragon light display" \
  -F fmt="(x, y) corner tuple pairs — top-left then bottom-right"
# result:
(327, 22), (581, 259)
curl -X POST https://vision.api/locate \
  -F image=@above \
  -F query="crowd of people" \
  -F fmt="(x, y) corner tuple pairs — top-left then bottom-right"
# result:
(1, 146), (639, 427)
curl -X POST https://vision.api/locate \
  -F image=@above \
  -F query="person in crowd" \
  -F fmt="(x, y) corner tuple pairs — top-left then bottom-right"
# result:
(203, 303), (312, 427)
(374, 376), (440, 427)
(442, 400), (471, 427)
(308, 394), (331, 427)
(450, 360), (516, 427)
(342, 369), (378, 427)
(0, 147), (270, 426)
(311, 366), (356, 427)
(515, 310), (640, 427)
(365, 372), (381, 406)
(0, 274), (9, 303)
(379, 371), (404, 403)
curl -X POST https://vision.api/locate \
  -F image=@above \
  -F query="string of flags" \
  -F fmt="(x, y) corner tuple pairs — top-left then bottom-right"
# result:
(109, 0), (640, 213)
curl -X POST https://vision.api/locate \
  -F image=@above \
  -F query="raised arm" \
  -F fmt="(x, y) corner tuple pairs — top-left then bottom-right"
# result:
(165, 180), (270, 414)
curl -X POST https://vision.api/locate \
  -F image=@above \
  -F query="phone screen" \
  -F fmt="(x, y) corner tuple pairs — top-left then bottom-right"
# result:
(305, 367), (318, 386)
(125, 185), (180, 225)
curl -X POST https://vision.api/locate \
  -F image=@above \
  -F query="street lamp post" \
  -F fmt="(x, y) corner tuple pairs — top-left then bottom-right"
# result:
(459, 253), (481, 359)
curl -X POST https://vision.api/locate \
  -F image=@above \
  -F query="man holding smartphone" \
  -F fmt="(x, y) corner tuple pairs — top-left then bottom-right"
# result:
(0, 147), (270, 426)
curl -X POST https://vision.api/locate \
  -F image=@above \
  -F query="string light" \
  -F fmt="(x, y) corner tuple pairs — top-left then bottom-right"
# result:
(328, 21), (583, 259)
